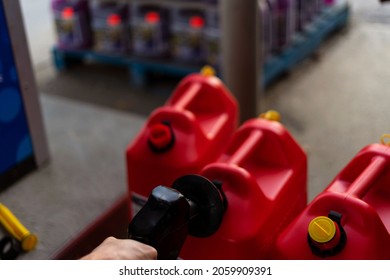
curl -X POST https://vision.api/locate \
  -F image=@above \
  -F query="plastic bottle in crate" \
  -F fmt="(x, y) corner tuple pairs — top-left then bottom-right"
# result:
(204, 7), (219, 68)
(305, 0), (323, 23)
(260, 0), (274, 60)
(51, 0), (92, 50)
(296, 0), (326, 32)
(295, 0), (307, 31)
(90, 1), (130, 54)
(130, 2), (170, 58)
(268, 0), (296, 53)
(323, 0), (347, 7)
(170, 7), (206, 64)
(324, 0), (335, 6)
(313, 0), (326, 16)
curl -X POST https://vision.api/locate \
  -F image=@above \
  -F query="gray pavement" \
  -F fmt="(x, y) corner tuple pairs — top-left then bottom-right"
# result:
(0, 94), (146, 259)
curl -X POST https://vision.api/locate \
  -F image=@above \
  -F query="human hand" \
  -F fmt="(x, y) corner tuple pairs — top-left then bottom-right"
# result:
(80, 236), (157, 260)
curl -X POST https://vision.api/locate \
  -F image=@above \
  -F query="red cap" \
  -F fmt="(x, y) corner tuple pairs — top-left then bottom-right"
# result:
(148, 123), (174, 151)
(107, 14), (122, 26)
(62, 7), (74, 20)
(145, 11), (160, 24)
(189, 16), (205, 29)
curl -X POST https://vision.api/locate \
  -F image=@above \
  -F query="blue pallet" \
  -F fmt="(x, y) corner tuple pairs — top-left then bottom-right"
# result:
(130, 59), (201, 87)
(52, 47), (201, 87)
(263, 4), (350, 86)
(52, 4), (350, 88)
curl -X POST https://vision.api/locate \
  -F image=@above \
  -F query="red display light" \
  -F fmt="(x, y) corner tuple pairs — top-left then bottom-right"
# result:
(107, 14), (122, 27)
(62, 7), (74, 20)
(145, 11), (160, 24)
(189, 16), (204, 29)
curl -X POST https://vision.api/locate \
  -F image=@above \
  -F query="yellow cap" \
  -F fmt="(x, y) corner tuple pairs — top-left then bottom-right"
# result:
(200, 65), (216, 77)
(259, 110), (281, 122)
(380, 134), (390, 146)
(0, 203), (38, 251)
(308, 216), (337, 243)
(21, 233), (38, 251)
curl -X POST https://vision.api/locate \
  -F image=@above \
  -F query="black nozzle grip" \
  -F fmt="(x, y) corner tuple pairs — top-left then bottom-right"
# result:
(128, 175), (226, 259)
(128, 186), (191, 260)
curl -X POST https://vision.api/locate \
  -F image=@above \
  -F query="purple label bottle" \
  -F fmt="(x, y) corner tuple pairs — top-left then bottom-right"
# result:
(170, 8), (206, 63)
(305, 0), (320, 23)
(204, 7), (219, 67)
(324, 0), (335, 5)
(260, 0), (273, 59)
(268, 0), (296, 53)
(313, 0), (325, 15)
(295, 0), (304, 31)
(90, 1), (130, 54)
(51, 0), (92, 50)
(130, 3), (170, 58)
(298, 0), (310, 28)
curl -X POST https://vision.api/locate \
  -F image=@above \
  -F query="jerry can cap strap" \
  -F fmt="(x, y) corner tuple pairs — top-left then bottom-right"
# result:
(148, 121), (175, 153)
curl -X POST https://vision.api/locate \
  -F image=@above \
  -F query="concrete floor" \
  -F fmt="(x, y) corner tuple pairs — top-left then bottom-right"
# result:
(0, 95), (145, 259)
(2, 0), (390, 259)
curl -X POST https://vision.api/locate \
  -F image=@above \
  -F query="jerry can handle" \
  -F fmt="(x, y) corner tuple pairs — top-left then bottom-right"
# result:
(226, 111), (282, 166)
(172, 82), (202, 110)
(346, 156), (387, 199)
(172, 66), (217, 110)
(226, 130), (264, 166)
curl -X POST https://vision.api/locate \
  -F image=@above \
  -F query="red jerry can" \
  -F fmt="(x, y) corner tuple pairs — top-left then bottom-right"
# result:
(126, 67), (238, 206)
(272, 141), (390, 259)
(179, 114), (307, 259)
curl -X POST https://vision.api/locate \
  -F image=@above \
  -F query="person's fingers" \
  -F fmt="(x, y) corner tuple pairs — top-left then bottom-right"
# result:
(81, 237), (157, 260)
(126, 239), (158, 260)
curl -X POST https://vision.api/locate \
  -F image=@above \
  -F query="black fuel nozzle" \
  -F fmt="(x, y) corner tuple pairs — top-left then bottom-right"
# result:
(128, 174), (226, 260)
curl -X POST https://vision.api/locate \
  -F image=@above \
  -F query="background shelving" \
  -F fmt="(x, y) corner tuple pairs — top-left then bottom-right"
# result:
(51, 0), (350, 87)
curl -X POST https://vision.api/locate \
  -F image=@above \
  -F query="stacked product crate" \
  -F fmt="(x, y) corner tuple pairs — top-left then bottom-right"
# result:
(51, 0), (349, 86)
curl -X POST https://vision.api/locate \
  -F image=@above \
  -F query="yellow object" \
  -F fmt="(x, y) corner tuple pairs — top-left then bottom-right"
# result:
(259, 110), (281, 122)
(308, 216), (336, 243)
(380, 134), (390, 146)
(200, 65), (216, 77)
(0, 203), (38, 251)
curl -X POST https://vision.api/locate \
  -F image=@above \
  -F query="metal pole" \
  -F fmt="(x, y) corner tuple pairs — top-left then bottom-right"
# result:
(220, 0), (262, 123)
(3, 0), (50, 166)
